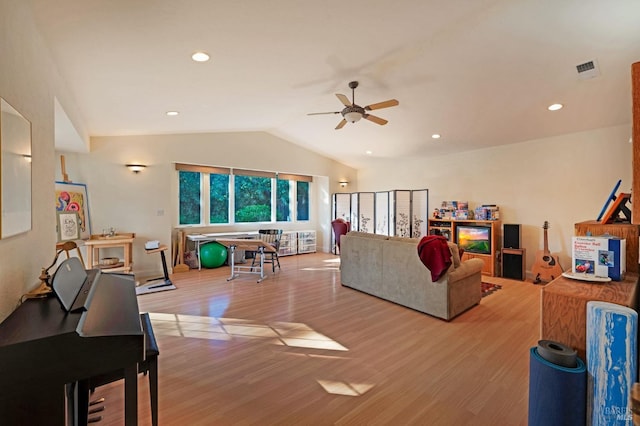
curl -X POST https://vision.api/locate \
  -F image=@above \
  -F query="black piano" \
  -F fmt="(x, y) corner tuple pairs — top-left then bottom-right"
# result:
(0, 258), (144, 425)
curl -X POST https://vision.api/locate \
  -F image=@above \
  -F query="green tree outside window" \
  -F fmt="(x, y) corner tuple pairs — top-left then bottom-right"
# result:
(209, 173), (229, 223)
(297, 181), (309, 221)
(179, 171), (201, 225)
(235, 175), (271, 222)
(276, 179), (291, 222)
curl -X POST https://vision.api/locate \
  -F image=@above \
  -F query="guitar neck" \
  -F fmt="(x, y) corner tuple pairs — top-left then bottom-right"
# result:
(543, 227), (550, 254)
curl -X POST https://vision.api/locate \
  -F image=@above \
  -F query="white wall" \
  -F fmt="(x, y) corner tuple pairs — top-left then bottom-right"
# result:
(58, 132), (357, 277)
(356, 124), (633, 275)
(0, 0), (633, 322)
(0, 0), (84, 321)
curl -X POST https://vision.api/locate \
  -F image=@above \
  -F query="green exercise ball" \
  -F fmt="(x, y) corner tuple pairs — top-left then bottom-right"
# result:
(200, 242), (227, 268)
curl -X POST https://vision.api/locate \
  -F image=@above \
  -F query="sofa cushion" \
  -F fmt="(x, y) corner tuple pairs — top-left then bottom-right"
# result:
(417, 235), (452, 282)
(448, 242), (461, 268)
(345, 231), (389, 240)
(388, 236), (420, 244)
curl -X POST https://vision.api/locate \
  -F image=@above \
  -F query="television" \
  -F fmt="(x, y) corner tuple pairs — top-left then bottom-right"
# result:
(455, 225), (491, 255)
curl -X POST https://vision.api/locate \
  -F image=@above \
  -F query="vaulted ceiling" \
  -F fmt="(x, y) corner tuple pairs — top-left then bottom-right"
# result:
(27, 0), (640, 168)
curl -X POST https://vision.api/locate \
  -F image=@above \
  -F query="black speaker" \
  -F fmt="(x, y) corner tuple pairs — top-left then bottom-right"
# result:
(503, 223), (521, 249)
(502, 248), (525, 280)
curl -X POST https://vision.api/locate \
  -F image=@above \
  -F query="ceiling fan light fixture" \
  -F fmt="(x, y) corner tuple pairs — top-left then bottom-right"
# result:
(344, 111), (362, 123)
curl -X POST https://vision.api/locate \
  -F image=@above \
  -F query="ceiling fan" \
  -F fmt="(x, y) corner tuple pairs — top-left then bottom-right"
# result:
(308, 81), (399, 130)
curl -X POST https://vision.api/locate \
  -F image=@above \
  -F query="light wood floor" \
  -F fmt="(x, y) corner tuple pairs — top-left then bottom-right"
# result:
(93, 252), (540, 425)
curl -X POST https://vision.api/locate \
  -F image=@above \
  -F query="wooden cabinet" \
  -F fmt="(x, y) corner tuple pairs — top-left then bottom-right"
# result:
(541, 273), (639, 362)
(427, 219), (453, 241)
(297, 230), (316, 254)
(574, 220), (639, 273)
(428, 219), (501, 276)
(462, 252), (494, 276)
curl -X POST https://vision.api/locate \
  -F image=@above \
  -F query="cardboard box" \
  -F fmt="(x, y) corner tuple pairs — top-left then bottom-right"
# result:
(572, 235), (626, 281)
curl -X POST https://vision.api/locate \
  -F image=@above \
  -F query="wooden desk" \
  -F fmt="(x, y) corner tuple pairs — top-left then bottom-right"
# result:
(84, 233), (135, 273)
(541, 272), (639, 361)
(187, 232), (258, 270)
(143, 245), (172, 287)
(216, 238), (276, 283)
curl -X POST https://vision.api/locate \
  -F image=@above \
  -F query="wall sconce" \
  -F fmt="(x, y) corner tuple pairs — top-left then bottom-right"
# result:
(339, 180), (349, 188)
(126, 163), (146, 173)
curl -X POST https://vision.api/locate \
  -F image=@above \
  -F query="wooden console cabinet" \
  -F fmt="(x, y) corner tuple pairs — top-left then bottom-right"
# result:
(540, 272), (639, 362)
(574, 220), (639, 273)
(428, 219), (501, 276)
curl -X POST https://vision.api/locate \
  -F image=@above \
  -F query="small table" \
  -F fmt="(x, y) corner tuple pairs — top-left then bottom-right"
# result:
(215, 238), (277, 283)
(541, 272), (639, 361)
(143, 245), (172, 289)
(84, 233), (135, 273)
(187, 232), (258, 270)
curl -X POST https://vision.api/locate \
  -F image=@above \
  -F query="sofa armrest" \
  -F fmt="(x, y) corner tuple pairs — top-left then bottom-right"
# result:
(448, 258), (484, 282)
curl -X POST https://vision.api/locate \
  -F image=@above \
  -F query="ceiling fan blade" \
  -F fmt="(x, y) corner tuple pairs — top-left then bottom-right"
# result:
(336, 93), (351, 107)
(335, 119), (347, 130)
(307, 111), (340, 116)
(364, 99), (399, 111)
(364, 114), (388, 125)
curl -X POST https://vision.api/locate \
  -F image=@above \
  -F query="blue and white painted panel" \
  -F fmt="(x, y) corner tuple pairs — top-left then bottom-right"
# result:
(587, 301), (637, 426)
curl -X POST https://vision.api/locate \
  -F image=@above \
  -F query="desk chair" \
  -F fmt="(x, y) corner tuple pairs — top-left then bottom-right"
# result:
(250, 229), (282, 273)
(82, 313), (159, 426)
(56, 240), (86, 268)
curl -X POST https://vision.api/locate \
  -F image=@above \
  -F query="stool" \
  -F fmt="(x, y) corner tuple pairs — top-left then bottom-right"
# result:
(56, 240), (86, 268)
(82, 313), (159, 425)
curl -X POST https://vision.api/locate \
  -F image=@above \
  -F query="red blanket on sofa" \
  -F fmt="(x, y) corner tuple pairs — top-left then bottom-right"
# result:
(417, 235), (452, 282)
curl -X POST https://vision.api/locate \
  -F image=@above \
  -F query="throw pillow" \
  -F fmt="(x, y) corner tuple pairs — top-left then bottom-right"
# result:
(447, 242), (461, 268)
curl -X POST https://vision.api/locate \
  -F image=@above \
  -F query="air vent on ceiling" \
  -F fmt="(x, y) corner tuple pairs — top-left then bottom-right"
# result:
(576, 59), (600, 80)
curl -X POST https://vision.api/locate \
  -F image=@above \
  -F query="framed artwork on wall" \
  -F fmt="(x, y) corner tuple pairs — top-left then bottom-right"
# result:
(55, 181), (92, 240)
(56, 211), (80, 242)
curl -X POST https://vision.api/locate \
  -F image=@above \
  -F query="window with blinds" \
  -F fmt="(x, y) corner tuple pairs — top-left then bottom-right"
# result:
(175, 163), (312, 226)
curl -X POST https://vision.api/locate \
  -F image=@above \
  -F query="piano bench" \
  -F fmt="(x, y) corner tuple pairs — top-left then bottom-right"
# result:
(86, 312), (159, 426)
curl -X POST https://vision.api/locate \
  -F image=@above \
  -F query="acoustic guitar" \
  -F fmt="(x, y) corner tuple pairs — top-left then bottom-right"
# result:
(532, 221), (563, 284)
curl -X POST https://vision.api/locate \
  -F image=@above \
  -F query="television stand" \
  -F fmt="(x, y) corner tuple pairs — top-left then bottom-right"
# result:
(427, 218), (501, 276)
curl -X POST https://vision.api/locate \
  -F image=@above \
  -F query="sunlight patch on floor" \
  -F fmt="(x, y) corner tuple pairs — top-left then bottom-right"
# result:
(317, 379), (375, 396)
(300, 267), (340, 271)
(300, 257), (340, 271)
(148, 313), (348, 351)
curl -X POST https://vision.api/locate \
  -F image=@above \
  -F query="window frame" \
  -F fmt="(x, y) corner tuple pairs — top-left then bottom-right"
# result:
(176, 164), (312, 227)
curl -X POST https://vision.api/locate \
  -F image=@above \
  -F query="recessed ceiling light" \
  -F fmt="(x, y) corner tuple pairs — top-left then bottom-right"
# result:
(432, 134), (441, 139)
(166, 111), (179, 116)
(548, 103), (563, 111)
(365, 150), (373, 155)
(191, 52), (210, 62)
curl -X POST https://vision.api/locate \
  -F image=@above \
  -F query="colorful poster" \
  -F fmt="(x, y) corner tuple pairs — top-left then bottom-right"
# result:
(55, 182), (91, 240)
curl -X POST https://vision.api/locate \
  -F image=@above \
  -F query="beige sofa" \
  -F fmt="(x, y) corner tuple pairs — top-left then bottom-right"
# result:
(340, 231), (485, 320)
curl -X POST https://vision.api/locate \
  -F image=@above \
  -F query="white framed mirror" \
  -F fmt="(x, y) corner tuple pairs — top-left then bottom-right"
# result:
(1, 97), (32, 238)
